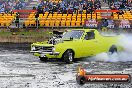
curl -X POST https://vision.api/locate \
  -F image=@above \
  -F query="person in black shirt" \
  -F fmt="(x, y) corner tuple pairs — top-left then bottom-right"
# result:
(15, 13), (20, 28)
(119, 3), (125, 9)
(35, 12), (39, 27)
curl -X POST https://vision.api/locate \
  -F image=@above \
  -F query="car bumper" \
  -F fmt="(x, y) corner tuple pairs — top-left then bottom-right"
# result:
(30, 51), (60, 55)
(30, 51), (60, 58)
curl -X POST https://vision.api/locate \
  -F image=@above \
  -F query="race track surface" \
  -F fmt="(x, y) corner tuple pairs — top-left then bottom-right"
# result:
(0, 43), (132, 88)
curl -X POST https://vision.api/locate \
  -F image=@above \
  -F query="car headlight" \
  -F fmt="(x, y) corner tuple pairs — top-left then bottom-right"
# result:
(52, 47), (55, 52)
(31, 46), (36, 51)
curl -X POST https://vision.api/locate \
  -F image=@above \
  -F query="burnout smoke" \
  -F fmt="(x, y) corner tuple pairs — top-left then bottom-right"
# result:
(91, 33), (132, 62)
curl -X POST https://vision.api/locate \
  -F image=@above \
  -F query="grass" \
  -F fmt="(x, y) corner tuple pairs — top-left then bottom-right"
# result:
(18, 31), (47, 37)
(0, 31), (51, 43)
(0, 31), (50, 37)
(0, 32), (12, 36)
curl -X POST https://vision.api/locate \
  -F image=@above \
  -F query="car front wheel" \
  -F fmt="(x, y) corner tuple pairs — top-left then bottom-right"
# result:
(63, 50), (74, 64)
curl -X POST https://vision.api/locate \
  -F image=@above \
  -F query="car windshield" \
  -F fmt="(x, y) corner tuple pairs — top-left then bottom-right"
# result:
(62, 30), (84, 39)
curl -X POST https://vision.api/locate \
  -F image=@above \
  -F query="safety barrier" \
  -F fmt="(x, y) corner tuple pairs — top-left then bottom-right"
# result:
(0, 18), (131, 29)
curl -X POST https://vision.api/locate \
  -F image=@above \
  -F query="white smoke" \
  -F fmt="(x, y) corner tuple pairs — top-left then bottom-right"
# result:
(92, 33), (132, 62)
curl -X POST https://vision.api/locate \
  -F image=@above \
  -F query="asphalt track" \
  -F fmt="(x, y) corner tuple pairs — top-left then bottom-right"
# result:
(0, 43), (132, 88)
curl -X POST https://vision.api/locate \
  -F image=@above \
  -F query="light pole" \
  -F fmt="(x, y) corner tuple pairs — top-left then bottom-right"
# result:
(90, 0), (93, 20)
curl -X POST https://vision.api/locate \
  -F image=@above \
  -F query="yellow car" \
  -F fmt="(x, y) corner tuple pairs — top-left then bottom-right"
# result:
(30, 29), (122, 63)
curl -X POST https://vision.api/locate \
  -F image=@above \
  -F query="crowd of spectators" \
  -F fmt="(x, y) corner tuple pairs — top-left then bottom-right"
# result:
(35, 0), (101, 14)
(0, 0), (30, 13)
(110, 0), (132, 10)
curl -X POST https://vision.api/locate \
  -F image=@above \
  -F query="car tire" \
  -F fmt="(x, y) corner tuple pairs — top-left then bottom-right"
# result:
(109, 45), (117, 54)
(39, 57), (48, 62)
(76, 76), (86, 85)
(63, 50), (74, 64)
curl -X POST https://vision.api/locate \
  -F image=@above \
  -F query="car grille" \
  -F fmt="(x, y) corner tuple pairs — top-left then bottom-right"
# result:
(35, 46), (53, 52)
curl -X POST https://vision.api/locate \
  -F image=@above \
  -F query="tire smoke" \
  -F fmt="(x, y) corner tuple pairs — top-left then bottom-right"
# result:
(93, 33), (132, 62)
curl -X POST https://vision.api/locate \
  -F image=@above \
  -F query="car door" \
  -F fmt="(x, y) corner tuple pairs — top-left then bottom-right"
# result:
(81, 31), (100, 57)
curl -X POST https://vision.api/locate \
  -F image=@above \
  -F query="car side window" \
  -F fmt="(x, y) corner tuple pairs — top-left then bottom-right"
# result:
(84, 31), (95, 40)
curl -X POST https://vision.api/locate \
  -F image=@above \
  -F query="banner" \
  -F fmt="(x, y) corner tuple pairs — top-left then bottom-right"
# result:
(85, 19), (98, 28)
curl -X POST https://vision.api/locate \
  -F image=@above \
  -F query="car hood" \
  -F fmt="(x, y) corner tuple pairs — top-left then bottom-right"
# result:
(32, 39), (80, 47)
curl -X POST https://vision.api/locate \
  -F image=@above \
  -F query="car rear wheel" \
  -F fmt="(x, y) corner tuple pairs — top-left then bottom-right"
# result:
(109, 45), (117, 54)
(63, 50), (74, 64)
(39, 57), (48, 62)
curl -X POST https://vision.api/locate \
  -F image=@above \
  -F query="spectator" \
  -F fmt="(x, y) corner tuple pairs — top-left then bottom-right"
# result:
(102, 19), (108, 31)
(107, 19), (114, 28)
(0, 0), (29, 13)
(35, 12), (39, 26)
(33, 6), (36, 10)
(36, 0), (101, 14)
(110, 0), (132, 10)
(79, 4), (83, 14)
(15, 13), (20, 28)
(119, 3), (125, 9)
(0, 0), (102, 14)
